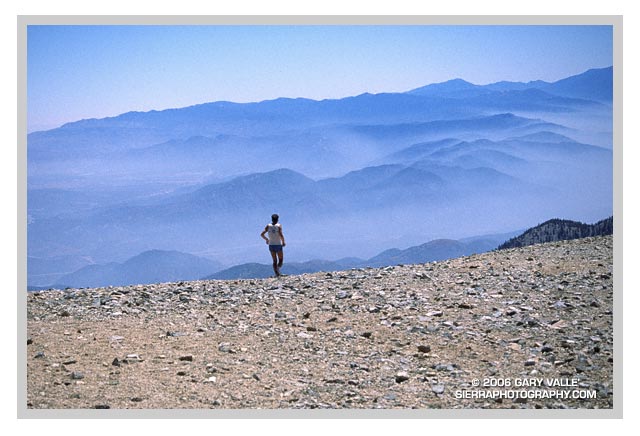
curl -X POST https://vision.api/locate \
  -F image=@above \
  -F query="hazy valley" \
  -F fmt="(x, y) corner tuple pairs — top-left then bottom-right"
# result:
(27, 67), (613, 289)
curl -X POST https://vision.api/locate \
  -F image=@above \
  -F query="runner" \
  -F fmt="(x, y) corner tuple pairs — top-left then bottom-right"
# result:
(260, 214), (286, 277)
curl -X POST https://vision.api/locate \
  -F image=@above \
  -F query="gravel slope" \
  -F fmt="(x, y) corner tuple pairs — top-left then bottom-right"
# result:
(26, 235), (614, 410)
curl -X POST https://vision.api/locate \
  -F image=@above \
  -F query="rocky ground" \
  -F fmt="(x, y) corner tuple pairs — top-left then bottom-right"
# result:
(26, 236), (614, 410)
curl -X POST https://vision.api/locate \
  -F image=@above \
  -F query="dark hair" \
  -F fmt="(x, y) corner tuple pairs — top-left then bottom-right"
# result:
(271, 214), (279, 224)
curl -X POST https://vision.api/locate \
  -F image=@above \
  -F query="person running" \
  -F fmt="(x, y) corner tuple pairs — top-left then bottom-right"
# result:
(260, 214), (286, 277)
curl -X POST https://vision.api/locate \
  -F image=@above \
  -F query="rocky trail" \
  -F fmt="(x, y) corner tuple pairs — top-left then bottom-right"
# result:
(26, 236), (614, 410)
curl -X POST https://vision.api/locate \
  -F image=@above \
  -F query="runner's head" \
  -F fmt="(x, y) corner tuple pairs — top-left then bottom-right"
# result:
(271, 214), (279, 224)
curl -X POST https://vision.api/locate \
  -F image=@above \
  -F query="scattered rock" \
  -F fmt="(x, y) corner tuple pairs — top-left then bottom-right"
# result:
(70, 371), (84, 380)
(218, 343), (233, 353)
(432, 384), (445, 395)
(395, 372), (410, 383)
(124, 354), (143, 363)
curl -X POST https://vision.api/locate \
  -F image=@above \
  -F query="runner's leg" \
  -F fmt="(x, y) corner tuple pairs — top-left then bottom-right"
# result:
(270, 250), (279, 276)
(277, 250), (283, 269)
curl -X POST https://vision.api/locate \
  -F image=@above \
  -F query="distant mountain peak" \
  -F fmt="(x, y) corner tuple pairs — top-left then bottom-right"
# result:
(442, 78), (476, 86)
(404, 67), (612, 102)
(407, 78), (479, 95)
(55, 249), (223, 288)
(539, 66), (613, 102)
(508, 131), (576, 143)
(480, 79), (552, 93)
(249, 168), (314, 182)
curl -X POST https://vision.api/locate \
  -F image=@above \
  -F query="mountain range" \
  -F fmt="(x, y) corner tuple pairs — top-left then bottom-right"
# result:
(408, 66), (612, 103)
(32, 214), (612, 288)
(26, 67), (613, 289)
(29, 229), (519, 289)
(43, 250), (223, 289)
(206, 232), (520, 280)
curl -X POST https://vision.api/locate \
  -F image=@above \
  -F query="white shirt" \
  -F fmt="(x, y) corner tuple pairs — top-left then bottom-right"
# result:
(266, 223), (283, 245)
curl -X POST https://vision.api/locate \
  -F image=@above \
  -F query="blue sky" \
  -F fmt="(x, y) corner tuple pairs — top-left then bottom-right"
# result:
(27, 24), (613, 132)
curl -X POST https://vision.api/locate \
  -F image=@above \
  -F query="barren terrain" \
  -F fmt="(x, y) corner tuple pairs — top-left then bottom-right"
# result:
(26, 236), (614, 410)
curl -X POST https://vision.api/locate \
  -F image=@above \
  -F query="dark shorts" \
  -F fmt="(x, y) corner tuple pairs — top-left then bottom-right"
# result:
(269, 244), (283, 253)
